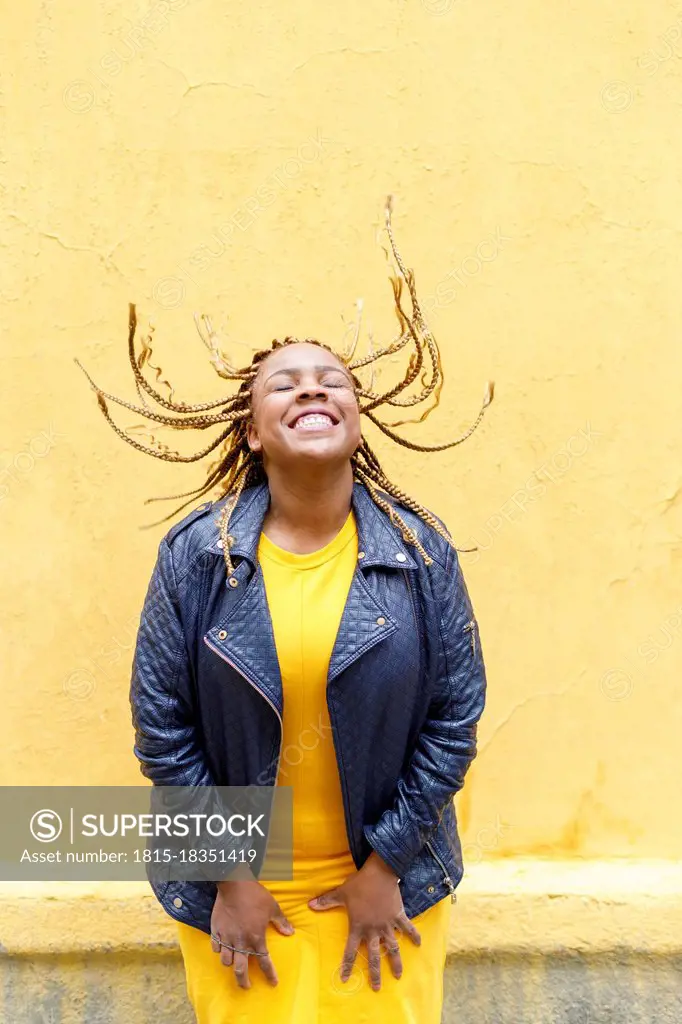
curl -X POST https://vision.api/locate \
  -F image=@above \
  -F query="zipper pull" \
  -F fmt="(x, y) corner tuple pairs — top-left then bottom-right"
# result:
(463, 619), (476, 657)
(425, 839), (459, 903)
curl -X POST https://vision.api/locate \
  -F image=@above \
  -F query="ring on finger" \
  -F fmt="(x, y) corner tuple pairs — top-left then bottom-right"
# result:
(210, 933), (267, 957)
(380, 935), (400, 953)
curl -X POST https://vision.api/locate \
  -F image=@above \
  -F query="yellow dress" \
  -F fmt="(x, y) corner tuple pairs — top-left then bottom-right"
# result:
(177, 508), (450, 1023)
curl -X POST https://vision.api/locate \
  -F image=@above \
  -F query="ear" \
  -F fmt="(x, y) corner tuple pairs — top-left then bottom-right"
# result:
(246, 419), (262, 453)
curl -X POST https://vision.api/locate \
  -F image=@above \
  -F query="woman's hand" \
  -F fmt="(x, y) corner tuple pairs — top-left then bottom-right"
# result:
(211, 876), (295, 989)
(308, 852), (421, 991)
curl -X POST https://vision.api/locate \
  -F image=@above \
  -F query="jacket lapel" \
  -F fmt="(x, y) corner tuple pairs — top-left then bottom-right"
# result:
(327, 567), (398, 682)
(327, 482), (417, 682)
(206, 561), (284, 717)
(204, 485), (282, 714)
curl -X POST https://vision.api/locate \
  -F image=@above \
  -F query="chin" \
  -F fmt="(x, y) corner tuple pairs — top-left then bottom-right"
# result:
(287, 439), (354, 464)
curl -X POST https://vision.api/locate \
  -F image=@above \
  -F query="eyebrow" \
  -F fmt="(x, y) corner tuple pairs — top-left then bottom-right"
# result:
(264, 365), (352, 384)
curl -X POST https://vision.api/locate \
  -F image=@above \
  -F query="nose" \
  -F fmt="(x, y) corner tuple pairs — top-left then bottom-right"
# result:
(296, 380), (328, 401)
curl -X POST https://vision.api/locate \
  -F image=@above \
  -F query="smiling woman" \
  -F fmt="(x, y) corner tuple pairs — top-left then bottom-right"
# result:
(79, 197), (493, 1024)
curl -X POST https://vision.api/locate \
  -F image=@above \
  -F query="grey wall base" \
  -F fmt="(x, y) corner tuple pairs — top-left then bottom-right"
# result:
(3, 949), (682, 1023)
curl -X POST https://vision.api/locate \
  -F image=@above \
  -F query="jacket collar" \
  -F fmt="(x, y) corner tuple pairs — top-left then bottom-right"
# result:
(208, 480), (419, 571)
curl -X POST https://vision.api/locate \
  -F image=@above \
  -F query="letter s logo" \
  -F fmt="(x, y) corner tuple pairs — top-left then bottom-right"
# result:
(30, 809), (63, 842)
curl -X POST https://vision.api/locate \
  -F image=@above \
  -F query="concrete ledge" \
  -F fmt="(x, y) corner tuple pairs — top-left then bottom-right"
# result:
(3, 864), (682, 1024)
(450, 858), (682, 955)
(0, 883), (178, 956)
(2, 860), (682, 957)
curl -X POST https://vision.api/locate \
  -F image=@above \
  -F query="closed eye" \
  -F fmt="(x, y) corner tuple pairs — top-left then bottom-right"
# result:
(270, 378), (348, 392)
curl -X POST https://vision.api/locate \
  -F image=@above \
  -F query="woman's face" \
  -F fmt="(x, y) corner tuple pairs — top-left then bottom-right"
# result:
(246, 342), (361, 470)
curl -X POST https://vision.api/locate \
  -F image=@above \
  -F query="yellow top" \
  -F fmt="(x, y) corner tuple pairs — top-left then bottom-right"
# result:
(257, 508), (357, 863)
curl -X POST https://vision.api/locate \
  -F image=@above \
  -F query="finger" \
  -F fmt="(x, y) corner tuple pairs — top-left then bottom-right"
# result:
(381, 930), (403, 980)
(271, 910), (295, 935)
(232, 951), (251, 989)
(340, 931), (360, 983)
(210, 930), (221, 955)
(396, 913), (422, 947)
(308, 888), (343, 911)
(254, 944), (278, 986)
(366, 934), (382, 991)
(219, 943), (234, 968)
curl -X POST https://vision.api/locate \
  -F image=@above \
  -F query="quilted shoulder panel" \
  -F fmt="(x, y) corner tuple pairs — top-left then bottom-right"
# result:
(164, 500), (215, 546)
(162, 499), (228, 580)
(381, 493), (452, 572)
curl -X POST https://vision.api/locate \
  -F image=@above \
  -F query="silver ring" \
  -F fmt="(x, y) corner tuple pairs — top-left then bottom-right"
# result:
(211, 932), (268, 957)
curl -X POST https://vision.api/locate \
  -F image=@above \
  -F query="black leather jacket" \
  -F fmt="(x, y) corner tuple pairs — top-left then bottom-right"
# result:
(130, 480), (487, 934)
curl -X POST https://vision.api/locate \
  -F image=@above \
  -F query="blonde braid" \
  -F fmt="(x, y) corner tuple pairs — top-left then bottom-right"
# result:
(78, 196), (494, 563)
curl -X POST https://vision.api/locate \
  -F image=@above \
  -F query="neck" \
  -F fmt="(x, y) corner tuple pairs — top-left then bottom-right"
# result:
(261, 460), (355, 552)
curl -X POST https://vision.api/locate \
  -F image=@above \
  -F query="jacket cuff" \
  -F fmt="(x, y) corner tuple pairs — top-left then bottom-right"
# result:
(363, 822), (414, 880)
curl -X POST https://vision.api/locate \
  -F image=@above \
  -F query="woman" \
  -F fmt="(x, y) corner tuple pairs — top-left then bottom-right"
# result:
(79, 199), (492, 1022)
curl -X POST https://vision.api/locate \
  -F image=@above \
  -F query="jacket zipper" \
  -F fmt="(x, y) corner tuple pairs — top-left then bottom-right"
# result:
(425, 838), (458, 903)
(463, 619), (477, 657)
(203, 636), (284, 783)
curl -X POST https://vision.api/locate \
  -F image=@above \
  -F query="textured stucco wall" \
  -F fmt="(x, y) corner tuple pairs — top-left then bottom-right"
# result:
(1, 0), (681, 870)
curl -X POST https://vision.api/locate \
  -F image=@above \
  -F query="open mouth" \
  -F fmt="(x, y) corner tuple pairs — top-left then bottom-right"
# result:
(289, 412), (339, 432)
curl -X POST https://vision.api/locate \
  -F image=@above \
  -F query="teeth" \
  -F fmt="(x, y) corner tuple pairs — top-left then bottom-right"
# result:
(294, 414), (335, 431)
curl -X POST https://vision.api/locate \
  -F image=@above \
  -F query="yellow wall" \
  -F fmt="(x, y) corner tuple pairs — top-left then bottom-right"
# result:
(1, 0), (681, 865)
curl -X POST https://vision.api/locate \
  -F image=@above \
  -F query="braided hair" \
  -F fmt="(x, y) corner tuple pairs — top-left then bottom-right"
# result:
(77, 197), (494, 575)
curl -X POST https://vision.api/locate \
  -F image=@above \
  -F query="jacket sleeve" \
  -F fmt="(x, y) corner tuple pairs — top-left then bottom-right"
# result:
(130, 539), (274, 885)
(363, 543), (487, 878)
(130, 537), (215, 788)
